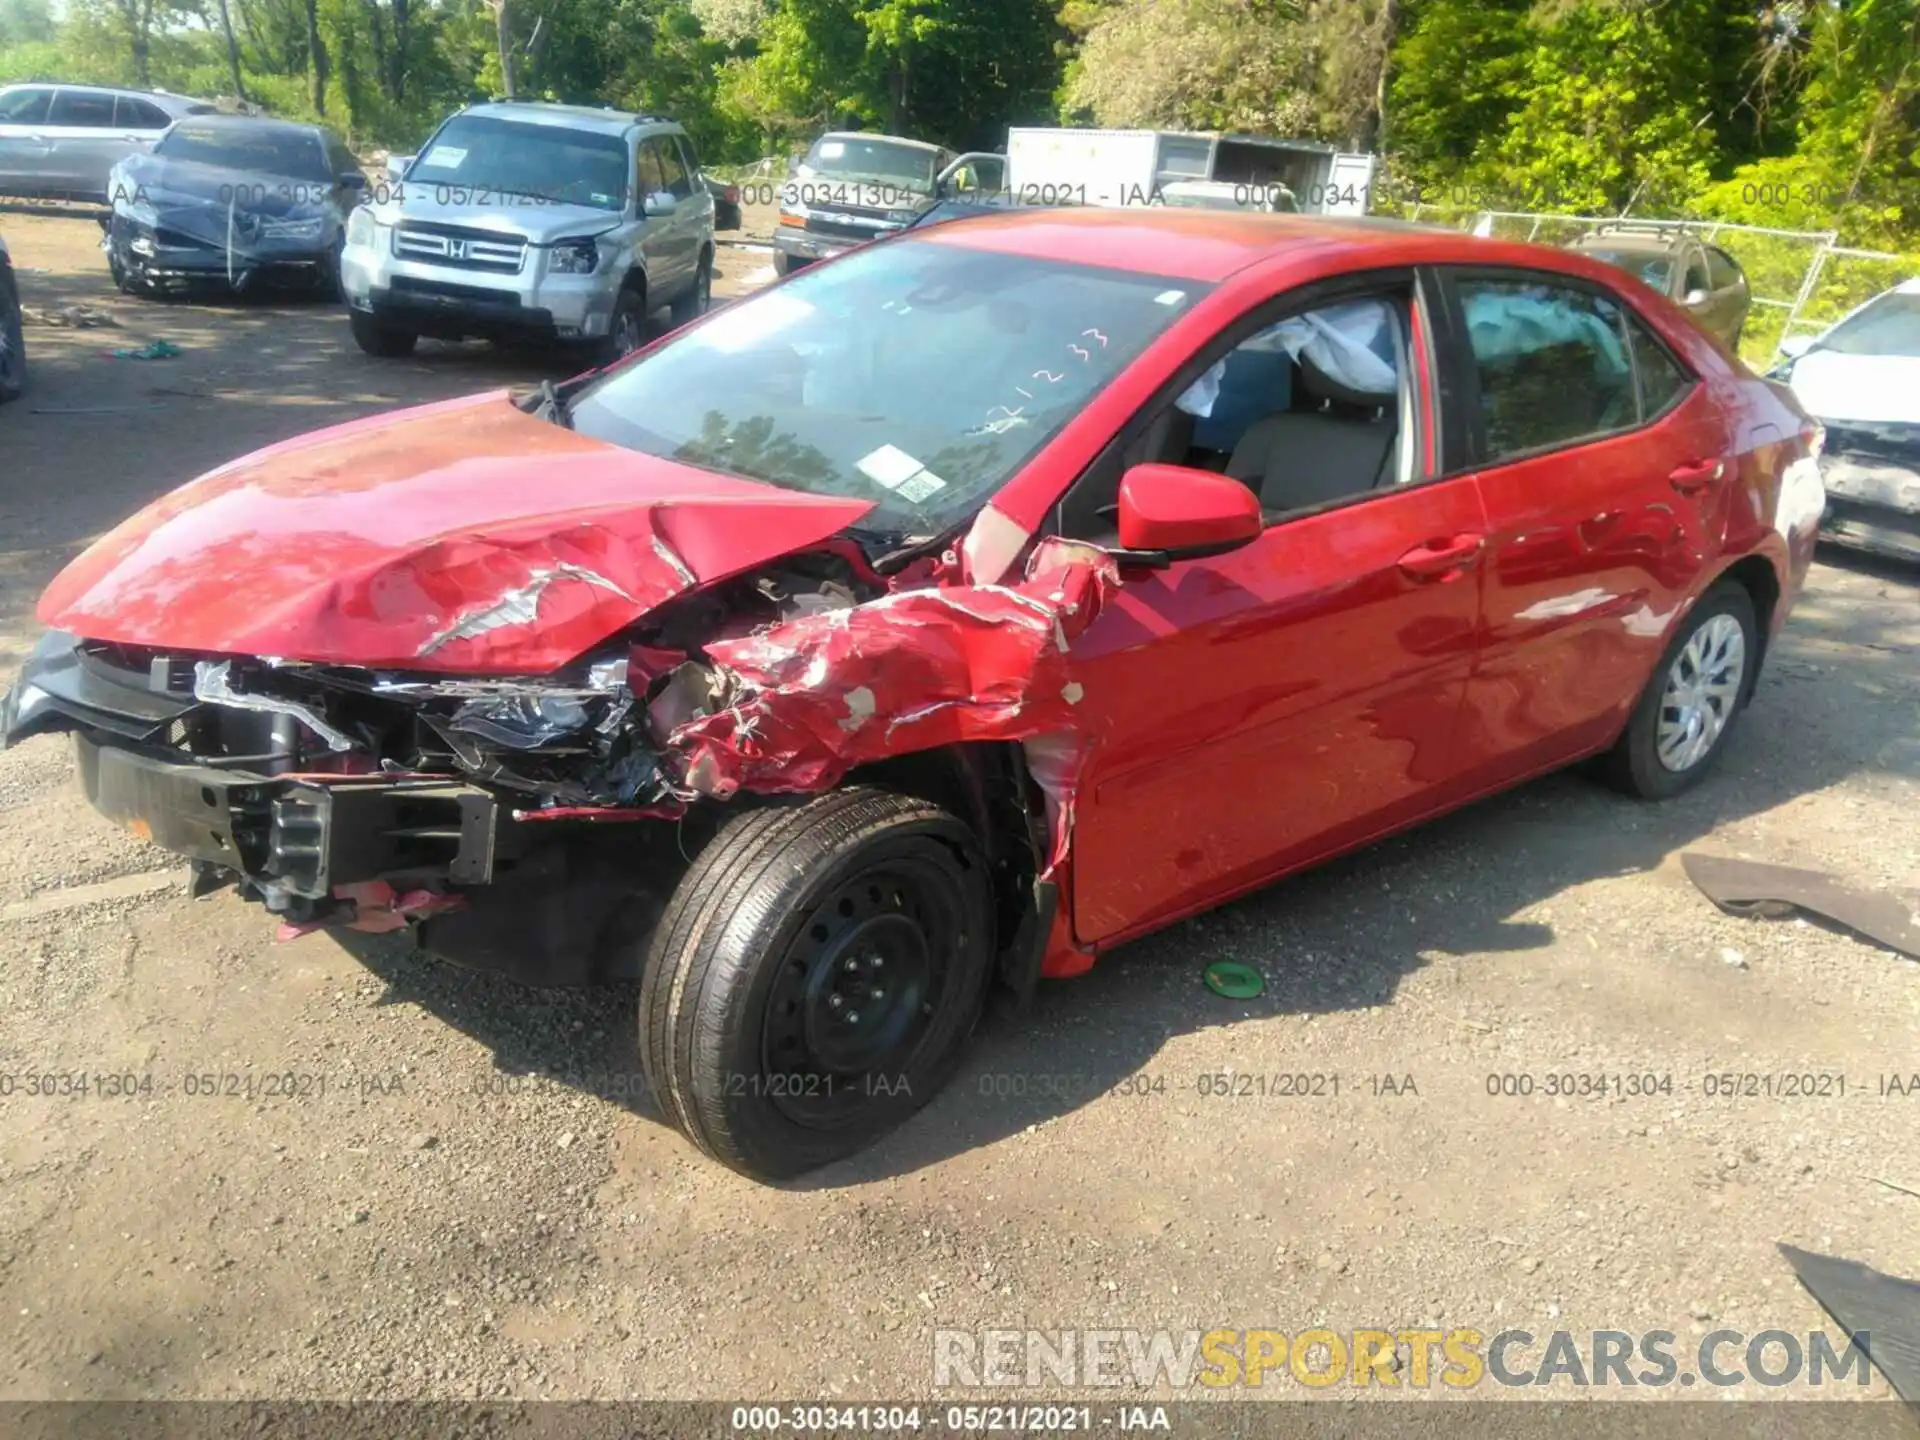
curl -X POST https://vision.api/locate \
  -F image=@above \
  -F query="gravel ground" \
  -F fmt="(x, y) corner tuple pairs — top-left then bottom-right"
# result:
(1, 206), (1918, 1408)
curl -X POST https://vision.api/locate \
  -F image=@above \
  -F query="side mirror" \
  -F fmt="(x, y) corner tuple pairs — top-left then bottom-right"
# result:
(1683, 288), (1710, 307)
(1777, 333), (1817, 360)
(386, 154), (412, 183)
(1112, 464), (1263, 567)
(643, 190), (677, 217)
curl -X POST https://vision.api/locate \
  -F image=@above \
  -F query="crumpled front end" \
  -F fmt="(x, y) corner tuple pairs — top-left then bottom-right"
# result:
(4, 534), (1114, 983)
(1818, 420), (1920, 564)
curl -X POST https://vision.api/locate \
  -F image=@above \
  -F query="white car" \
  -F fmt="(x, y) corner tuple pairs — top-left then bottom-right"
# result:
(0, 232), (23, 404)
(1776, 277), (1920, 564)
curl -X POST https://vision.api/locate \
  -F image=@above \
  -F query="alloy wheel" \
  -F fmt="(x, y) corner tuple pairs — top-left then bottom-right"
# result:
(1655, 613), (1746, 772)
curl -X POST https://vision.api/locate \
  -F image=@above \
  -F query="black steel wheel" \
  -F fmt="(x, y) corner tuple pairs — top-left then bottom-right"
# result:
(639, 788), (995, 1182)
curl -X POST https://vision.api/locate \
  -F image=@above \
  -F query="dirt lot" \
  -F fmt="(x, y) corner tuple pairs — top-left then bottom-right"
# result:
(2, 206), (1919, 1407)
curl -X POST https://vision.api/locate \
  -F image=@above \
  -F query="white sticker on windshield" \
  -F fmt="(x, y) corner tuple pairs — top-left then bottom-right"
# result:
(696, 289), (815, 353)
(1154, 289), (1188, 306)
(424, 145), (467, 169)
(856, 444), (926, 490)
(894, 470), (947, 504)
(817, 141), (846, 159)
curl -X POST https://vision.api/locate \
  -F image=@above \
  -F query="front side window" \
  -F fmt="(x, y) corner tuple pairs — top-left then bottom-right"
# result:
(407, 116), (627, 210)
(568, 238), (1210, 537)
(1458, 277), (1637, 462)
(1819, 289), (1920, 358)
(47, 90), (116, 128)
(0, 87), (53, 125)
(155, 123), (331, 181)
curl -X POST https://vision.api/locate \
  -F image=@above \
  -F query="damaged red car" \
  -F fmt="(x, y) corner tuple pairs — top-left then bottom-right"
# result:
(3, 209), (1826, 1180)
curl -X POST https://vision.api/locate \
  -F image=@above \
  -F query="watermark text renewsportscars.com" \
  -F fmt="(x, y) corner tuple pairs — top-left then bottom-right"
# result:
(933, 1327), (1872, 1391)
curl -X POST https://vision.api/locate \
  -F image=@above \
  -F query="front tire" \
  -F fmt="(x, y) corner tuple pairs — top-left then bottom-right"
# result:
(639, 788), (995, 1182)
(348, 308), (416, 357)
(1601, 581), (1757, 798)
(594, 283), (648, 365)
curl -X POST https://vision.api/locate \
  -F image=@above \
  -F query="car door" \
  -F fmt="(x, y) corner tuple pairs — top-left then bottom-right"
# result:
(633, 137), (685, 295)
(42, 88), (123, 200)
(1055, 269), (1490, 945)
(655, 135), (706, 289)
(1433, 266), (1730, 788)
(0, 86), (57, 195)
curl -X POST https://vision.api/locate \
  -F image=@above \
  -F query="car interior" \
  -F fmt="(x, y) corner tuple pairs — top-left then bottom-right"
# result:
(1053, 292), (1416, 539)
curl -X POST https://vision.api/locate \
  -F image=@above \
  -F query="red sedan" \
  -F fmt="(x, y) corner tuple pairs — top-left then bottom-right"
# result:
(3, 209), (1826, 1180)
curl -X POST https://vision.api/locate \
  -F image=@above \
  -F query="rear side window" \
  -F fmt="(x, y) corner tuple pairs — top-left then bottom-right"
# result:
(1457, 277), (1638, 462)
(648, 136), (694, 199)
(0, 87), (54, 124)
(48, 90), (117, 127)
(1705, 248), (1742, 291)
(115, 96), (171, 130)
(1623, 312), (1691, 419)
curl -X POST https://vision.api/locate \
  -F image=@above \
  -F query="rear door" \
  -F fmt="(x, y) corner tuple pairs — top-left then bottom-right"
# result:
(42, 88), (123, 200)
(0, 86), (56, 194)
(640, 135), (698, 295)
(1434, 266), (1730, 787)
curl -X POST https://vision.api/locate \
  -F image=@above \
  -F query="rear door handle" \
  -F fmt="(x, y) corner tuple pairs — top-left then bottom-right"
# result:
(1669, 458), (1725, 494)
(1398, 533), (1486, 579)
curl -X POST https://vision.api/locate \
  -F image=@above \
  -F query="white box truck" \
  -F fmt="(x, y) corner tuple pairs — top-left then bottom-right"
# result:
(941, 129), (1378, 216)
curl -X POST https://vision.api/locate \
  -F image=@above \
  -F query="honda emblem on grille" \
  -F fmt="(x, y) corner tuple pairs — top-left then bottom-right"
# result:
(446, 239), (468, 261)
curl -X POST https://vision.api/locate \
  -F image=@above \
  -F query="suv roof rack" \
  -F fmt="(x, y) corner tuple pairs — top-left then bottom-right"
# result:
(1583, 220), (1691, 239)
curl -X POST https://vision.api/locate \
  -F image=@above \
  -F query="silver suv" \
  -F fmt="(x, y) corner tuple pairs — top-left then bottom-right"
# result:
(0, 84), (215, 203)
(339, 102), (715, 361)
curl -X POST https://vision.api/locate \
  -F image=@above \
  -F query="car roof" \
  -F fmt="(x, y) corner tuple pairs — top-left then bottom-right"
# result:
(1, 81), (207, 111)
(460, 101), (666, 137)
(910, 207), (1533, 283)
(815, 131), (943, 154)
(1572, 226), (1694, 253)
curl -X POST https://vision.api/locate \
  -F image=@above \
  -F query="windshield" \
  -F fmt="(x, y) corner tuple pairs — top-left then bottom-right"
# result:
(407, 116), (628, 210)
(156, 124), (330, 182)
(567, 238), (1210, 536)
(1582, 248), (1674, 291)
(802, 136), (938, 193)
(1821, 290), (1920, 357)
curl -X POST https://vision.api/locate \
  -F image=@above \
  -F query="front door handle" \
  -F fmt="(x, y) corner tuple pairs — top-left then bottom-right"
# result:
(1669, 458), (1725, 494)
(1398, 533), (1486, 579)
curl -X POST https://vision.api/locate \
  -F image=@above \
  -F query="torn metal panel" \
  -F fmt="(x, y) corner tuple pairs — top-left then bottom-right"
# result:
(194, 660), (356, 752)
(419, 562), (637, 656)
(659, 549), (1118, 802)
(1681, 852), (1920, 960)
(1779, 1244), (1920, 1407)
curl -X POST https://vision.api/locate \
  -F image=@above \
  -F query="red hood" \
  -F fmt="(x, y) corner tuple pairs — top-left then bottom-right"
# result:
(38, 392), (877, 673)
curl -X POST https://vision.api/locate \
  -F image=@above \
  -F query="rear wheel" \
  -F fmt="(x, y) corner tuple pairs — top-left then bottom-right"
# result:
(670, 248), (712, 327)
(1601, 581), (1757, 799)
(348, 308), (416, 357)
(639, 788), (995, 1182)
(0, 270), (24, 404)
(773, 250), (806, 278)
